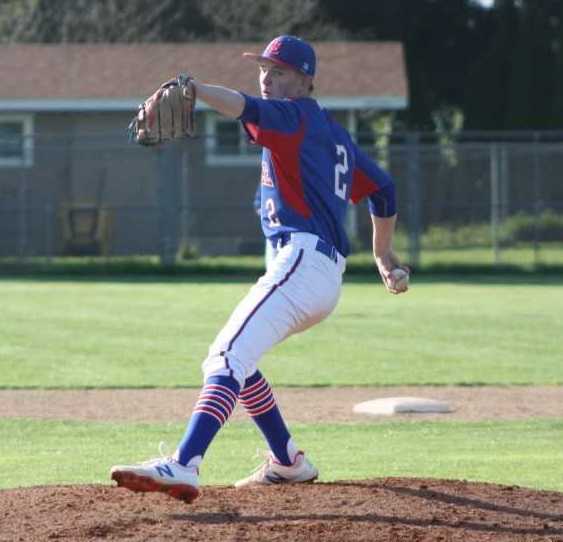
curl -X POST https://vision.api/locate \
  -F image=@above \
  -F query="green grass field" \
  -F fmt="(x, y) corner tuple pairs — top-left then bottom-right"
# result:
(1, 275), (562, 387)
(3, 418), (563, 491)
(2, 274), (563, 492)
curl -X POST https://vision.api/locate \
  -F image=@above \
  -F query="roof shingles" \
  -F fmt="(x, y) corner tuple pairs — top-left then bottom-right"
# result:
(0, 42), (406, 101)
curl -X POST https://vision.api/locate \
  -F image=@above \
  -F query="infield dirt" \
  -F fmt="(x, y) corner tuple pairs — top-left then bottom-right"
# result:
(1, 478), (562, 541)
(3, 385), (563, 423)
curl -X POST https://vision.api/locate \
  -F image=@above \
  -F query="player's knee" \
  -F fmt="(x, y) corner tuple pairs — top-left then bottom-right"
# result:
(201, 353), (247, 389)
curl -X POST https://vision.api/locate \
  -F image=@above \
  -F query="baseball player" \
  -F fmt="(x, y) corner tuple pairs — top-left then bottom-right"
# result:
(111, 35), (408, 503)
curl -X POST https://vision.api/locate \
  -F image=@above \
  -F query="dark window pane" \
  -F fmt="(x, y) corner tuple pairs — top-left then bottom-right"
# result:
(216, 121), (240, 154)
(0, 122), (23, 159)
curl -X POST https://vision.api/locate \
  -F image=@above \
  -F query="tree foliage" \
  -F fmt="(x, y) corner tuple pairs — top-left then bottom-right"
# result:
(463, 0), (563, 129)
(197, 0), (345, 41)
(324, 0), (563, 130)
(0, 0), (342, 43)
(0, 0), (212, 42)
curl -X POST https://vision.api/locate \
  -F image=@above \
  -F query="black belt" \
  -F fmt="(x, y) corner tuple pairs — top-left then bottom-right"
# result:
(275, 233), (338, 263)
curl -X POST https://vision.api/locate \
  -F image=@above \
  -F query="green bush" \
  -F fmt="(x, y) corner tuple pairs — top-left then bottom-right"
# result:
(499, 210), (563, 243)
(420, 210), (563, 249)
(422, 223), (492, 248)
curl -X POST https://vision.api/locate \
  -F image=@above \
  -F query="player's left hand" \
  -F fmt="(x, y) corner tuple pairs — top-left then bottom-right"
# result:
(128, 73), (197, 146)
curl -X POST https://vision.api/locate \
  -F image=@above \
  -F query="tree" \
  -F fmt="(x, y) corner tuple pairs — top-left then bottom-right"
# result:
(0, 0), (212, 43)
(465, 0), (563, 129)
(463, 0), (520, 129)
(0, 0), (343, 43)
(195, 0), (345, 41)
(321, 0), (498, 129)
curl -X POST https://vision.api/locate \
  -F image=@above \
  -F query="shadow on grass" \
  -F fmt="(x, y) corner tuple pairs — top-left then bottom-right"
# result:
(1, 260), (562, 285)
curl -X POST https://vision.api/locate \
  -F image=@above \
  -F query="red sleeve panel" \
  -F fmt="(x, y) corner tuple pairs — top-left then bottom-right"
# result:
(350, 166), (379, 204)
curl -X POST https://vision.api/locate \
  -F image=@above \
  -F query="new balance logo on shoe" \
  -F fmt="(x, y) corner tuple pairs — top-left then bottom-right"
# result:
(110, 456), (200, 503)
(155, 464), (175, 478)
(264, 472), (285, 484)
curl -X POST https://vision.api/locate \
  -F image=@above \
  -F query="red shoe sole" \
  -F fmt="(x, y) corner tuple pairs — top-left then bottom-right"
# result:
(111, 471), (199, 503)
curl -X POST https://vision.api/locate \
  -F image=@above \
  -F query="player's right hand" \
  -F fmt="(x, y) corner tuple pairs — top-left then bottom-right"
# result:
(375, 253), (409, 295)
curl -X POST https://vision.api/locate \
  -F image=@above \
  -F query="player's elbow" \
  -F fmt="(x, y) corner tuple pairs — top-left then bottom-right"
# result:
(367, 183), (396, 218)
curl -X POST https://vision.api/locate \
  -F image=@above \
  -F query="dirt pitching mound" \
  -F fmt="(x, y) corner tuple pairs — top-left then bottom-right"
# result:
(2, 478), (562, 542)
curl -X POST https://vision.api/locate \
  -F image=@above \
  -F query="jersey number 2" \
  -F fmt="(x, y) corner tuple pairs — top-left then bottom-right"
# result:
(266, 198), (281, 227)
(334, 144), (349, 200)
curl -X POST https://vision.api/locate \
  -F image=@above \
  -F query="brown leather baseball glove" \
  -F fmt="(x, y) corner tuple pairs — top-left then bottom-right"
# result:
(128, 73), (196, 145)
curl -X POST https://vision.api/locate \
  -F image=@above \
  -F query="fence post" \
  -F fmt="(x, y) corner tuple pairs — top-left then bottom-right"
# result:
(45, 200), (53, 262)
(532, 132), (541, 267)
(406, 133), (421, 268)
(180, 146), (191, 254)
(490, 144), (500, 265)
(18, 168), (28, 259)
(157, 142), (182, 266)
(345, 205), (358, 248)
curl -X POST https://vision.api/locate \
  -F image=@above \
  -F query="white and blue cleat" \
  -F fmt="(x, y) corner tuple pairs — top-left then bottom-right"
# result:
(111, 456), (199, 503)
(234, 451), (318, 488)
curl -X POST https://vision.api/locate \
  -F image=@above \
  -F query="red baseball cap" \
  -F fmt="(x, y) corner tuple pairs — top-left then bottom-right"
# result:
(243, 35), (316, 77)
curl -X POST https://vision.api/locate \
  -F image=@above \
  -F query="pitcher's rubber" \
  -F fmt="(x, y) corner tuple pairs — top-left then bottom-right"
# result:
(111, 471), (199, 503)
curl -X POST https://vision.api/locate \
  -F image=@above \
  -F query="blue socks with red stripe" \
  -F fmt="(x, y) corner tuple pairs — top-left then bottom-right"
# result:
(175, 375), (240, 467)
(175, 371), (296, 468)
(239, 370), (297, 466)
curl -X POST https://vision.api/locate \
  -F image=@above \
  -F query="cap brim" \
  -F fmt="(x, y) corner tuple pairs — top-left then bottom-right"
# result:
(242, 52), (303, 74)
(242, 52), (264, 62)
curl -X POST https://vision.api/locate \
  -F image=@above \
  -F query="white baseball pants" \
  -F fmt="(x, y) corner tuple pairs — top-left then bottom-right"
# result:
(202, 233), (346, 387)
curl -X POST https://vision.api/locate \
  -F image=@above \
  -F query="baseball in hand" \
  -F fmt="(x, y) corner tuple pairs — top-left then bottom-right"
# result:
(389, 267), (409, 292)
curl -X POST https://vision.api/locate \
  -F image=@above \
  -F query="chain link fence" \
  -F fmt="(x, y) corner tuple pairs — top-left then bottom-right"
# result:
(1, 131), (562, 269)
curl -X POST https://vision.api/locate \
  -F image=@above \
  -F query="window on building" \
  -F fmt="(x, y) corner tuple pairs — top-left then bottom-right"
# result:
(215, 118), (242, 155)
(0, 115), (34, 167)
(205, 113), (260, 166)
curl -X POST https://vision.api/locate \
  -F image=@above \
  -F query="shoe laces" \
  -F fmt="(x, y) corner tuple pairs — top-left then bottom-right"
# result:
(159, 441), (172, 458)
(140, 441), (173, 466)
(248, 449), (275, 476)
(156, 442), (199, 474)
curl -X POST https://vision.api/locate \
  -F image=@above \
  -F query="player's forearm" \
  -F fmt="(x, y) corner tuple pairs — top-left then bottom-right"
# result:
(192, 81), (245, 119)
(371, 214), (398, 263)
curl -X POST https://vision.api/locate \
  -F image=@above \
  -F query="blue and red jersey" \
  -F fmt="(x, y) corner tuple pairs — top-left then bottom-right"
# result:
(239, 95), (396, 257)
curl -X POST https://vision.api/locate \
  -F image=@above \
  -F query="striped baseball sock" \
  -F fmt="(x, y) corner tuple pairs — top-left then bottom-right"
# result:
(175, 375), (239, 467)
(239, 370), (297, 466)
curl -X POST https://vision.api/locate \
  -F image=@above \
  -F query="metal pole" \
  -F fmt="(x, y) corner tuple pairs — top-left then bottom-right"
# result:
(490, 143), (500, 265)
(18, 167), (27, 259)
(406, 133), (421, 268)
(532, 133), (541, 267)
(157, 142), (182, 266)
(45, 200), (53, 263)
(180, 145), (191, 256)
(345, 205), (358, 248)
(346, 110), (359, 249)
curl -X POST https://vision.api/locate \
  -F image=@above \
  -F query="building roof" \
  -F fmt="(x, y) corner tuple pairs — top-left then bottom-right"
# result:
(0, 42), (407, 111)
